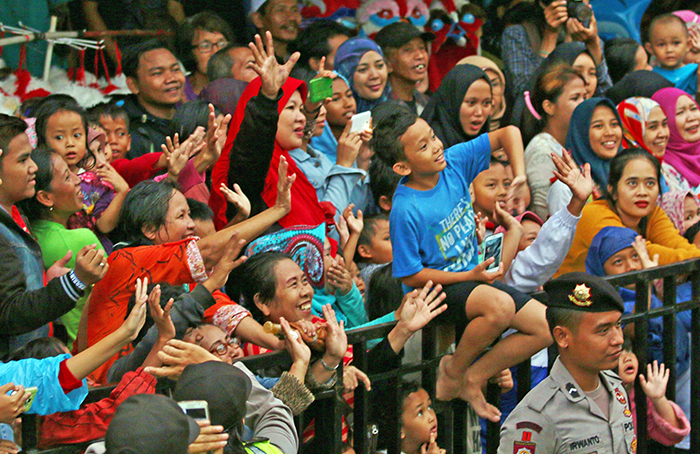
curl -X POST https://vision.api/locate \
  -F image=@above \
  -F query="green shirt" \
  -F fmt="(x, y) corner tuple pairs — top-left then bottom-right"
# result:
(32, 220), (105, 349)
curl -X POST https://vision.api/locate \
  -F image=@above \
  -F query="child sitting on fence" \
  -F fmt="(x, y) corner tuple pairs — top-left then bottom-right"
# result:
(371, 102), (551, 422)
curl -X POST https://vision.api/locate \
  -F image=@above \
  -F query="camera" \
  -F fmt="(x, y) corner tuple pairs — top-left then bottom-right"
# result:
(567, 0), (592, 28)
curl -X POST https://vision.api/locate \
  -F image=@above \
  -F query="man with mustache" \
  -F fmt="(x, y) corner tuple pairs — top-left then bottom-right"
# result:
(250, 0), (302, 61)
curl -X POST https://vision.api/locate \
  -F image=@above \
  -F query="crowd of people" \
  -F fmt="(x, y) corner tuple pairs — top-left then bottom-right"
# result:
(1, 0), (700, 453)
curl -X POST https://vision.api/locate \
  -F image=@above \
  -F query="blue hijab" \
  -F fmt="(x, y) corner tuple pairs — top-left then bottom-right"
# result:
(334, 37), (392, 113)
(565, 97), (622, 192)
(585, 226), (638, 277)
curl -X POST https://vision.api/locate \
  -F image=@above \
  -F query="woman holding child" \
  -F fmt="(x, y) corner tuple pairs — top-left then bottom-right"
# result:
(556, 148), (700, 277)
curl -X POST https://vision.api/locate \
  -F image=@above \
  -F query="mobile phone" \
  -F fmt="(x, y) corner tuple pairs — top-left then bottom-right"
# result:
(178, 400), (210, 421)
(483, 233), (503, 272)
(350, 111), (372, 133)
(23, 387), (37, 412)
(308, 77), (333, 103)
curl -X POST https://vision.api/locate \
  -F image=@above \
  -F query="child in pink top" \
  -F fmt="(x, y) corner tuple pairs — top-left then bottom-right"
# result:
(618, 338), (690, 446)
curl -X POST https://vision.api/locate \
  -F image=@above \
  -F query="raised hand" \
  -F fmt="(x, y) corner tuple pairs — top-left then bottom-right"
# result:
(74, 244), (108, 285)
(398, 280), (447, 334)
(144, 339), (221, 380)
(552, 150), (593, 202)
(280, 317), (311, 368)
(543, 0), (568, 30)
(96, 162), (129, 194)
(305, 56), (334, 113)
(506, 175), (527, 203)
(322, 304), (347, 362)
(147, 284), (175, 341)
(197, 105), (231, 172)
(121, 277), (149, 341)
(335, 215), (350, 249)
(639, 360), (669, 401)
(273, 156), (295, 213)
(342, 203), (363, 235)
(489, 369), (514, 394)
(203, 232), (248, 292)
(249, 31), (299, 99)
(421, 432), (446, 454)
(188, 420), (228, 454)
(325, 256), (353, 296)
(632, 235), (659, 270)
(336, 119), (362, 168)
(492, 199), (518, 231)
(220, 183), (251, 220)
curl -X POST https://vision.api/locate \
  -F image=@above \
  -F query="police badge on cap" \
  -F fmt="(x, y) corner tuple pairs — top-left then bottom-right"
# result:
(543, 272), (624, 313)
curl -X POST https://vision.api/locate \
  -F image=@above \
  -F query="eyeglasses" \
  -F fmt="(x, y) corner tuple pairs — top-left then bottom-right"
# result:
(192, 40), (229, 53)
(208, 337), (240, 357)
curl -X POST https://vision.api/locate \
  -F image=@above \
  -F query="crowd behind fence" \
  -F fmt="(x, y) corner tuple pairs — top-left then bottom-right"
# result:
(20, 258), (700, 454)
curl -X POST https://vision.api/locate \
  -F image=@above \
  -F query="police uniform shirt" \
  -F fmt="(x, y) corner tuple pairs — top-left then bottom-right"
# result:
(498, 357), (637, 454)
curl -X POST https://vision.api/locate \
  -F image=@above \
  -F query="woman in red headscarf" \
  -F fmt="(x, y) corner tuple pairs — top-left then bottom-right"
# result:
(210, 32), (335, 232)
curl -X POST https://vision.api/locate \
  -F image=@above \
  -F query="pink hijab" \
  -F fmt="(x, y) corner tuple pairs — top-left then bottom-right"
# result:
(652, 87), (700, 186)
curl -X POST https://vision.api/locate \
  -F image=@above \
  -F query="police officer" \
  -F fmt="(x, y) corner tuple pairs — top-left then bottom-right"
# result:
(498, 272), (637, 454)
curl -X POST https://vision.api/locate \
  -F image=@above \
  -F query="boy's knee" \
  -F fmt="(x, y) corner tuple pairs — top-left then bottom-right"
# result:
(481, 292), (515, 326)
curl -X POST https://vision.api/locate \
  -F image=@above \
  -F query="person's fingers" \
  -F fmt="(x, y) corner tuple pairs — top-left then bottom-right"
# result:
(639, 373), (647, 388)
(356, 369), (371, 390)
(54, 250), (73, 268)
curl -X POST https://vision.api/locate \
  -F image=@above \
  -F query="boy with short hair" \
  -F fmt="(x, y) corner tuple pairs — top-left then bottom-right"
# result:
(645, 13), (700, 99)
(371, 105), (551, 421)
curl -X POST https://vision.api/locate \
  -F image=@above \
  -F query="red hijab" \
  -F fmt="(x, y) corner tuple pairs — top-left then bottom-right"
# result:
(210, 77), (335, 230)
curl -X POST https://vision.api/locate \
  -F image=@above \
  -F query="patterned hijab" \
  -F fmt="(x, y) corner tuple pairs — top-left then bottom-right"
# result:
(617, 97), (665, 161)
(652, 87), (700, 187)
(565, 97), (622, 190)
(659, 189), (696, 235)
(334, 37), (392, 113)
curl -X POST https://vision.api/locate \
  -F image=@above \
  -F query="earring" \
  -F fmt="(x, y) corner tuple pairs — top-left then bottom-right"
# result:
(49, 206), (53, 211)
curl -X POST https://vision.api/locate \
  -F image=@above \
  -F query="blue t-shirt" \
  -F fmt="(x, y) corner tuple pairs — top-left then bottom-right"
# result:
(390, 133), (491, 280)
(653, 64), (698, 96)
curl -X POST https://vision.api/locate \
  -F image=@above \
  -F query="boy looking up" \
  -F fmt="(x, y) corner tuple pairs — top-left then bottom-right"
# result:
(371, 103), (551, 422)
(646, 13), (700, 100)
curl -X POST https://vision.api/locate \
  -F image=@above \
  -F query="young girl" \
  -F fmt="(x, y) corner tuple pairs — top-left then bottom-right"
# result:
(618, 339), (690, 446)
(556, 148), (700, 276)
(548, 98), (623, 215)
(421, 64), (494, 149)
(652, 87), (700, 192)
(522, 64), (587, 219)
(34, 96), (129, 253)
(659, 190), (700, 235)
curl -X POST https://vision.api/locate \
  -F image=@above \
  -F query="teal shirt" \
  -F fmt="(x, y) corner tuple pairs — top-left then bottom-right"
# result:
(32, 220), (104, 348)
(311, 282), (367, 328)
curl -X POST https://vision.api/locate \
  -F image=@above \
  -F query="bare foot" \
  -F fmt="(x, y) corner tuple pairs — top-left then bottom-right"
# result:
(459, 375), (501, 422)
(436, 355), (462, 401)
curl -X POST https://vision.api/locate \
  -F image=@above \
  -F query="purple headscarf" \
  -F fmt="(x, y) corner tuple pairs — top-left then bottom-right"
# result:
(334, 37), (392, 113)
(652, 87), (700, 186)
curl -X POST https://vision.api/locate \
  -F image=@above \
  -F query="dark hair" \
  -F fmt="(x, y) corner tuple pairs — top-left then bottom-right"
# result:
(355, 214), (389, 263)
(117, 179), (180, 247)
(545, 306), (584, 338)
(502, 2), (545, 37)
(19, 97), (45, 119)
(230, 252), (292, 322)
(16, 147), (58, 222)
(374, 380), (424, 450)
(87, 103), (130, 131)
(188, 197), (214, 221)
(366, 263), (403, 321)
(370, 102), (418, 167)
(646, 13), (688, 43)
(605, 38), (644, 85)
(122, 40), (172, 79)
(605, 148), (661, 237)
(8, 337), (66, 361)
(684, 220), (700, 244)
(0, 114), (29, 166)
(172, 99), (214, 138)
(526, 63), (585, 142)
(176, 11), (233, 73)
(33, 95), (95, 170)
(290, 20), (353, 70)
(368, 158), (401, 214)
(207, 44), (237, 81)
(127, 282), (186, 346)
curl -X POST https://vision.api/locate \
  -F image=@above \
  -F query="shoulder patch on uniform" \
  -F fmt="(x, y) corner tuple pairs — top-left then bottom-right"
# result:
(516, 421), (542, 433)
(513, 441), (536, 454)
(525, 379), (558, 412)
(566, 383), (580, 398)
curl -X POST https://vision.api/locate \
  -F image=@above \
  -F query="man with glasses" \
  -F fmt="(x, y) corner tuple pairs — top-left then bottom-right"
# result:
(250, 0), (302, 60)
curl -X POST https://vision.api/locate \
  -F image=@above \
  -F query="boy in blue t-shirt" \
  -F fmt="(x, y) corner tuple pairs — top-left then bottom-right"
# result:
(371, 103), (551, 423)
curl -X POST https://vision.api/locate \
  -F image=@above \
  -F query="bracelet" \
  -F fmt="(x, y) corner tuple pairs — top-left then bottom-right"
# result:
(68, 269), (87, 291)
(320, 357), (339, 371)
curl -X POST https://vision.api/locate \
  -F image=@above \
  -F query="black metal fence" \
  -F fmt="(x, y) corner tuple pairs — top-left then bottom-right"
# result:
(20, 257), (700, 454)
